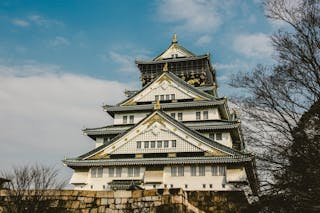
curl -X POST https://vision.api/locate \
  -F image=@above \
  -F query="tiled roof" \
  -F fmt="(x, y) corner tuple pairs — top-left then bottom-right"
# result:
(105, 99), (225, 113)
(83, 120), (240, 136)
(63, 155), (254, 167)
(135, 54), (209, 64)
(115, 71), (217, 107)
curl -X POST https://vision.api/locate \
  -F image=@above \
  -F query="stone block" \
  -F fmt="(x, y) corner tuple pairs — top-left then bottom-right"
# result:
(108, 199), (115, 204)
(101, 198), (109, 205)
(114, 190), (132, 198)
(89, 208), (98, 213)
(71, 201), (80, 209)
(84, 197), (94, 203)
(115, 198), (122, 204)
(143, 189), (157, 197)
(132, 190), (142, 198)
(105, 191), (114, 198)
(81, 209), (90, 213)
(96, 191), (107, 198)
(98, 206), (105, 213)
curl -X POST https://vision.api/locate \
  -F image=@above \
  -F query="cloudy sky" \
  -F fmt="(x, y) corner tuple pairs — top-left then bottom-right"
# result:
(0, 0), (277, 182)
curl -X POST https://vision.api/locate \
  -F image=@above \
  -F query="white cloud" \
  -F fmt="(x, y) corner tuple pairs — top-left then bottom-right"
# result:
(196, 35), (212, 46)
(28, 14), (62, 27)
(0, 62), (133, 180)
(157, 0), (222, 33)
(12, 19), (30, 27)
(107, 51), (136, 73)
(233, 33), (273, 58)
(49, 36), (70, 47)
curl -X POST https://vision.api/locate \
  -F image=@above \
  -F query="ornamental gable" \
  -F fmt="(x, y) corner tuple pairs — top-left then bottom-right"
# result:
(120, 73), (211, 106)
(84, 111), (232, 160)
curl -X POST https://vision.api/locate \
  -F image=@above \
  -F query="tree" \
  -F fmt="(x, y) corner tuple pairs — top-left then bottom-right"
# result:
(230, 0), (320, 211)
(1, 164), (67, 213)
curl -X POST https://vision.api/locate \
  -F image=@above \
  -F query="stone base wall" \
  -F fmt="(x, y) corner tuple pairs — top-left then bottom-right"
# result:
(0, 189), (250, 213)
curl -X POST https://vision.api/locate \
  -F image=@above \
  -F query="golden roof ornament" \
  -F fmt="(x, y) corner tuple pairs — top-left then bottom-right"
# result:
(163, 62), (168, 72)
(154, 100), (161, 110)
(172, 33), (178, 44)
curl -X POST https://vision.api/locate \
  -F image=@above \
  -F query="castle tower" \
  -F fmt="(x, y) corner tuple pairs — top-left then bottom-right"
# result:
(64, 35), (258, 200)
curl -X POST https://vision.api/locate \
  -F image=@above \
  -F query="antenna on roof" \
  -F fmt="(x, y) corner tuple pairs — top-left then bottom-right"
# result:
(172, 33), (178, 44)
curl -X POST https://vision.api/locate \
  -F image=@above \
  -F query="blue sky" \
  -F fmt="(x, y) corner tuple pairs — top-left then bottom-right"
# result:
(0, 0), (277, 181)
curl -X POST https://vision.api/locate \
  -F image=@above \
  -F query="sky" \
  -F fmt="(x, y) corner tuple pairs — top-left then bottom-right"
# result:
(0, 0), (278, 183)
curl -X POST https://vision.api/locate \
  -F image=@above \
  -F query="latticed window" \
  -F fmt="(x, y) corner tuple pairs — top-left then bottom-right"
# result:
(129, 115), (134, 124)
(191, 166), (197, 176)
(170, 113), (176, 119)
(108, 167), (114, 177)
(178, 113), (183, 121)
(116, 168), (122, 177)
(151, 141), (156, 148)
(178, 166), (184, 176)
(157, 141), (162, 148)
(128, 167), (140, 177)
(199, 166), (205, 176)
(164, 140), (169, 148)
(172, 140), (177, 147)
(91, 167), (103, 178)
(203, 111), (208, 120)
(216, 133), (222, 140)
(209, 133), (214, 140)
(196, 112), (201, 120)
(136, 141), (141, 149)
(171, 94), (175, 100)
(123, 116), (127, 124)
(144, 141), (149, 148)
(155, 95), (159, 101)
(171, 166), (177, 176)
(212, 166), (225, 176)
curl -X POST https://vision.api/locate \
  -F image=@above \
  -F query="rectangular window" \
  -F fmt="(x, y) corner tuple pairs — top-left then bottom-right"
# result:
(157, 141), (162, 148)
(172, 140), (177, 147)
(164, 140), (169, 148)
(196, 112), (201, 120)
(191, 166), (197, 176)
(134, 167), (140, 177)
(212, 166), (225, 176)
(155, 95), (159, 101)
(108, 167), (114, 177)
(116, 167), (122, 177)
(209, 184), (213, 189)
(151, 141), (156, 148)
(144, 141), (149, 148)
(203, 184), (206, 189)
(185, 184), (188, 189)
(160, 95), (164, 101)
(171, 94), (175, 100)
(199, 166), (205, 176)
(170, 113), (176, 119)
(166, 94), (170, 100)
(209, 133), (214, 140)
(203, 111), (208, 120)
(136, 141), (141, 149)
(129, 115), (134, 124)
(123, 116), (127, 124)
(178, 166), (184, 176)
(178, 113), (183, 121)
(215, 133), (222, 140)
(97, 168), (103, 178)
(91, 168), (103, 178)
(171, 167), (177, 176)
(128, 167), (133, 177)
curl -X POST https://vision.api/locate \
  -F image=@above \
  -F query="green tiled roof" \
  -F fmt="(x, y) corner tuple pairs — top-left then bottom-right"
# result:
(135, 54), (208, 64)
(63, 155), (253, 167)
(83, 120), (240, 137)
(114, 72), (217, 107)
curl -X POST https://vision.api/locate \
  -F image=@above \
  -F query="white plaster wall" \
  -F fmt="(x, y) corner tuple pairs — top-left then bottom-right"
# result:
(136, 81), (193, 103)
(112, 128), (202, 154)
(203, 132), (233, 148)
(226, 167), (247, 182)
(113, 108), (220, 125)
(73, 165), (247, 191)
